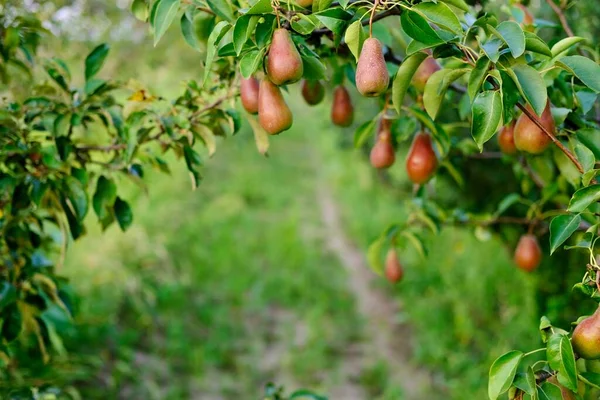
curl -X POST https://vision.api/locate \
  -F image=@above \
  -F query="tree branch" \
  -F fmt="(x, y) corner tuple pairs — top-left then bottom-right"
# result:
(545, 0), (574, 37)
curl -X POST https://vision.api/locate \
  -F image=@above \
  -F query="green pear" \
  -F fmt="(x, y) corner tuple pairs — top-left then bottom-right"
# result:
(356, 37), (389, 97)
(266, 28), (303, 86)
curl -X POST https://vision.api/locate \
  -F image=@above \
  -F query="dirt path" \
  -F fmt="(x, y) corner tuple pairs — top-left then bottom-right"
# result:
(317, 184), (436, 399)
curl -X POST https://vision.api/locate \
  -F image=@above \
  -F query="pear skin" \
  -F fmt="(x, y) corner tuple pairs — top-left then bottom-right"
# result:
(406, 133), (438, 184)
(385, 249), (404, 283)
(258, 79), (293, 135)
(266, 28), (303, 86)
(514, 102), (554, 154)
(514, 234), (542, 272)
(370, 118), (395, 169)
(498, 121), (517, 155)
(356, 38), (390, 97)
(331, 86), (354, 127)
(301, 80), (325, 106)
(240, 76), (260, 114)
(412, 56), (440, 92)
(573, 306), (600, 360)
(296, 0), (313, 7)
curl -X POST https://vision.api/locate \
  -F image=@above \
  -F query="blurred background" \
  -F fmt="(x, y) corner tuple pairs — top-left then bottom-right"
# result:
(6, 0), (600, 399)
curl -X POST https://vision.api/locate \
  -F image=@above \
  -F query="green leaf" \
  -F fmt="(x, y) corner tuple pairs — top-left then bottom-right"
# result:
(524, 31), (551, 57)
(114, 197), (133, 232)
(152, 0), (181, 46)
(577, 129), (600, 159)
(290, 14), (318, 35)
(1, 304), (22, 342)
(354, 119), (377, 148)
(0, 282), (16, 312)
(537, 382), (563, 400)
(247, 116), (269, 156)
(551, 36), (586, 57)
(488, 350), (523, 400)
(367, 235), (386, 276)
(508, 64), (547, 116)
(183, 144), (203, 189)
(202, 21), (231, 86)
(302, 56), (327, 80)
(471, 90), (502, 151)
(438, 0), (469, 12)
(345, 20), (367, 62)
(547, 333), (578, 392)
(481, 38), (503, 63)
(313, 0), (334, 12)
(401, 231), (427, 259)
(401, 10), (444, 46)
(423, 68), (469, 119)
(556, 56), (600, 93)
(569, 184), (600, 213)
(246, 0), (273, 14)
(468, 56), (490, 101)
(240, 47), (266, 79)
(413, 2), (462, 35)
(233, 15), (258, 56)
(207, 0), (234, 22)
(512, 367), (536, 396)
(181, 12), (201, 51)
(93, 176), (117, 226)
(574, 141), (595, 173)
(64, 176), (88, 221)
(549, 214), (582, 254)
(580, 372), (600, 388)
(494, 21), (525, 58)
(495, 193), (522, 216)
(84, 43), (109, 81)
(314, 8), (352, 39)
(392, 52), (428, 113)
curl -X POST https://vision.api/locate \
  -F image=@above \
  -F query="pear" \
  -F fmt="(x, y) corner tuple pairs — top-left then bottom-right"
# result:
(412, 56), (440, 92)
(572, 306), (600, 360)
(514, 234), (542, 272)
(406, 133), (438, 184)
(296, 0), (313, 7)
(498, 121), (517, 155)
(301, 80), (325, 106)
(266, 28), (303, 86)
(355, 37), (390, 97)
(240, 76), (260, 114)
(370, 118), (395, 169)
(331, 86), (354, 127)
(385, 249), (404, 283)
(514, 102), (555, 154)
(258, 79), (293, 135)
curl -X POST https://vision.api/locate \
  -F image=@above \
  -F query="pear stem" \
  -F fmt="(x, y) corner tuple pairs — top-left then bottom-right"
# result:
(369, 0), (380, 37)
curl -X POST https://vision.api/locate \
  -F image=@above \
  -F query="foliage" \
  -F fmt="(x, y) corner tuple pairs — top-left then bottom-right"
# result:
(1, 0), (600, 399)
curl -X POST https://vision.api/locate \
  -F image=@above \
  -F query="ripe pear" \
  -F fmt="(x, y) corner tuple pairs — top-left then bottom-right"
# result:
(331, 86), (354, 127)
(406, 133), (438, 184)
(370, 119), (395, 169)
(498, 121), (517, 155)
(240, 76), (260, 114)
(258, 79), (293, 135)
(514, 234), (542, 272)
(514, 102), (555, 154)
(266, 28), (303, 86)
(412, 56), (440, 92)
(355, 38), (390, 97)
(301, 80), (325, 106)
(572, 306), (600, 360)
(296, 0), (313, 7)
(385, 249), (404, 283)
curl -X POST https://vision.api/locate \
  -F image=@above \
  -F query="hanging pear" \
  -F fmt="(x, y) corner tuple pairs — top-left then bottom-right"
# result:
(514, 234), (542, 272)
(412, 56), (440, 92)
(240, 76), (260, 114)
(385, 249), (404, 283)
(331, 86), (354, 127)
(258, 79), (293, 135)
(514, 101), (555, 154)
(406, 133), (438, 184)
(572, 305), (600, 360)
(498, 121), (517, 155)
(355, 38), (390, 97)
(370, 118), (395, 169)
(301, 80), (325, 106)
(266, 28), (304, 86)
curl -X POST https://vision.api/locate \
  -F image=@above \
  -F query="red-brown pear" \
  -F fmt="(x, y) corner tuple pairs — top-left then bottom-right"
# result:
(572, 306), (600, 360)
(301, 80), (325, 106)
(514, 234), (542, 272)
(266, 28), (304, 86)
(514, 102), (555, 154)
(385, 249), (404, 283)
(406, 133), (438, 184)
(412, 57), (441, 92)
(498, 121), (517, 155)
(331, 86), (354, 127)
(370, 118), (395, 169)
(258, 79), (293, 135)
(240, 76), (259, 114)
(356, 37), (390, 97)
